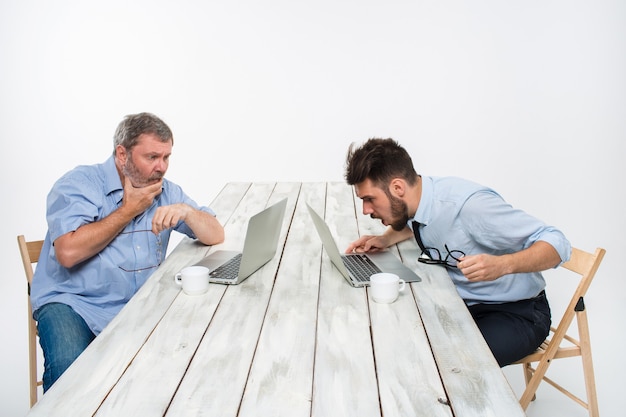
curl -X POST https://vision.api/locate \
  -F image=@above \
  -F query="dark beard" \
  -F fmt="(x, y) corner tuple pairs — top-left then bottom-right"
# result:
(388, 193), (410, 231)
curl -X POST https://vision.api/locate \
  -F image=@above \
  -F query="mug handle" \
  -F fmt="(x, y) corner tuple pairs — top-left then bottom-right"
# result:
(398, 279), (406, 292)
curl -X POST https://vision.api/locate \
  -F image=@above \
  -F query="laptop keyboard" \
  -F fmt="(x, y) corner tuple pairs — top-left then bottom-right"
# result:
(209, 253), (242, 280)
(342, 254), (381, 282)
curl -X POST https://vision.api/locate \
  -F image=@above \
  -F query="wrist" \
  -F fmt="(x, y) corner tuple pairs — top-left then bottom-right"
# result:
(500, 253), (516, 276)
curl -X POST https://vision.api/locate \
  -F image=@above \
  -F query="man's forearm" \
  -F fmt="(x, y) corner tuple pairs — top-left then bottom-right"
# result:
(184, 209), (224, 246)
(503, 241), (562, 275)
(382, 226), (414, 247)
(53, 206), (136, 268)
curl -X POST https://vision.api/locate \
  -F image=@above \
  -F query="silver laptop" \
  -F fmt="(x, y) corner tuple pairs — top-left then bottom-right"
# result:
(307, 203), (421, 287)
(194, 198), (288, 285)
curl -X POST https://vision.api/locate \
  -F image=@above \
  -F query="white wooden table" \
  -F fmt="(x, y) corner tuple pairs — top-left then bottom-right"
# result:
(27, 182), (526, 417)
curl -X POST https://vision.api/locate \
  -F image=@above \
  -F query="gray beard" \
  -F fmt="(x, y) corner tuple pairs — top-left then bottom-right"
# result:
(123, 156), (163, 188)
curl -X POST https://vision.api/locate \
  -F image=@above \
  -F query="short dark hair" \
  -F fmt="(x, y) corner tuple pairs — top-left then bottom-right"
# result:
(345, 138), (419, 187)
(113, 112), (173, 155)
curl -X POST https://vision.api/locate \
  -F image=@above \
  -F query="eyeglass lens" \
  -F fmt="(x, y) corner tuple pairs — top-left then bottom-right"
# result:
(419, 244), (465, 268)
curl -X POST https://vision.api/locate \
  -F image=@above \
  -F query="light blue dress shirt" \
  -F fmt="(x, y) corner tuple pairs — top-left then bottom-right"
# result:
(31, 156), (215, 334)
(410, 176), (571, 305)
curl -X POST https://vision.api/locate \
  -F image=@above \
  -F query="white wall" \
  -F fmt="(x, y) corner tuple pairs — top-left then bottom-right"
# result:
(1, 1), (624, 416)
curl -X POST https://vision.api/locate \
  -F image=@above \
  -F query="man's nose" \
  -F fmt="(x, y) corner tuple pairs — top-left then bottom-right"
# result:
(156, 158), (168, 172)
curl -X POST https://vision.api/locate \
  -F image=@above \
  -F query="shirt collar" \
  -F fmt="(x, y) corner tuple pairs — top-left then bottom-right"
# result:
(103, 156), (123, 204)
(408, 175), (433, 228)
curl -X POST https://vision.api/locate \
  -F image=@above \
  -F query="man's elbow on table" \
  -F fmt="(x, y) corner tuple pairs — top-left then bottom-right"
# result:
(194, 215), (225, 246)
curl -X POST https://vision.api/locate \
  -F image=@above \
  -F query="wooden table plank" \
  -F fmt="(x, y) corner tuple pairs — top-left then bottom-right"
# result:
(94, 288), (224, 416)
(410, 260), (526, 417)
(356, 215), (452, 416)
(311, 182), (381, 417)
(165, 183), (301, 416)
(238, 182), (325, 417)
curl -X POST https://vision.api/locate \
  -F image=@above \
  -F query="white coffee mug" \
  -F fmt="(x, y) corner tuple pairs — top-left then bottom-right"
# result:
(370, 272), (406, 303)
(174, 266), (210, 295)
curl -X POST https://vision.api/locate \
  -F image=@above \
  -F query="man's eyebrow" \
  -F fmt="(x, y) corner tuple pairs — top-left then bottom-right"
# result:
(356, 192), (374, 200)
(145, 151), (171, 157)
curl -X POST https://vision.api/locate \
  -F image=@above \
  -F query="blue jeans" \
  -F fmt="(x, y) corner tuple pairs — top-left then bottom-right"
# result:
(468, 291), (551, 367)
(33, 303), (96, 392)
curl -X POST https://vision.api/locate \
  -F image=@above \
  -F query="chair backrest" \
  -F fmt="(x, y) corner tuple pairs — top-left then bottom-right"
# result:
(17, 235), (44, 407)
(550, 247), (605, 349)
(18, 236), (43, 284)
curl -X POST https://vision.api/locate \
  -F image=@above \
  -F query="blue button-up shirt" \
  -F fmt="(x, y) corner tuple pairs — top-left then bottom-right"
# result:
(31, 156), (215, 334)
(411, 176), (571, 305)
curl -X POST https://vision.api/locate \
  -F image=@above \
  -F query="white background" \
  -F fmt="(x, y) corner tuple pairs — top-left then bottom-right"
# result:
(1, 1), (624, 416)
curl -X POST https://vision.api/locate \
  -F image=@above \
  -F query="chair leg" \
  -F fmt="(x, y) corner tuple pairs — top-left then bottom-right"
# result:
(28, 297), (38, 407)
(522, 362), (537, 401)
(577, 310), (599, 417)
(520, 355), (553, 410)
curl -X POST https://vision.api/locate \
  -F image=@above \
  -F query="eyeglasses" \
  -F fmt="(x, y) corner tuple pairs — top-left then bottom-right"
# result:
(117, 229), (163, 273)
(418, 244), (465, 268)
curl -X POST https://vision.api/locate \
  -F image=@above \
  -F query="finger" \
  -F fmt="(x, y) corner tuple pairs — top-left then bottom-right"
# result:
(459, 264), (475, 280)
(164, 213), (176, 229)
(152, 217), (164, 234)
(350, 244), (365, 254)
(346, 239), (365, 254)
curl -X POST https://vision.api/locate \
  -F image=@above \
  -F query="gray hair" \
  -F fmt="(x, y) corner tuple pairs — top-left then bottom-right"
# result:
(113, 112), (173, 154)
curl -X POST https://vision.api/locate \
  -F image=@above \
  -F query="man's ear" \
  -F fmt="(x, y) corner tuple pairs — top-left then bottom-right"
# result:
(115, 145), (127, 164)
(388, 178), (406, 198)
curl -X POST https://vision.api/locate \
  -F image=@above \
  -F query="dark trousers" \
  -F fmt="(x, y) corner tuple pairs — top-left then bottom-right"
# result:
(467, 291), (551, 367)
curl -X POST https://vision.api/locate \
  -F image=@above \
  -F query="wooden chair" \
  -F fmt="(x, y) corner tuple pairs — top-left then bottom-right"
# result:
(17, 235), (45, 407)
(514, 247), (605, 417)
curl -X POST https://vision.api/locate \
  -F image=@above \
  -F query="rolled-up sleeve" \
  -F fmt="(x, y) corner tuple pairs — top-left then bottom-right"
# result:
(461, 190), (572, 266)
